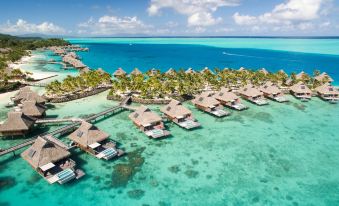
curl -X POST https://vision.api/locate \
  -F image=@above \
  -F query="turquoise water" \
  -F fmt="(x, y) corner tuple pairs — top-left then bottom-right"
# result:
(1, 38), (339, 205)
(69, 38), (339, 84)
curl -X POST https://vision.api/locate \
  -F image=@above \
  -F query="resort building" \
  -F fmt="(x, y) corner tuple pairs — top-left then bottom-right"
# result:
(80, 67), (90, 74)
(165, 68), (176, 76)
(113, 68), (127, 77)
(259, 68), (269, 75)
(200, 67), (213, 74)
(212, 87), (247, 110)
(185, 68), (196, 74)
(290, 82), (312, 101)
(148, 68), (160, 76)
(129, 105), (170, 139)
(259, 82), (288, 102)
(12, 87), (46, 105)
(68, 121), (124, 160)
(21, 136), (84, 184)
(315, 83), (338, 103)
(192, 92), (230, 117)
(0, 111), (35, 137)
(160, 99), (200, 129)
(97, 68), (107, 75)
(278, 69), (288, 76)
(296, 71), (309, 80)
(314, 72), (334, 83)
(238, 84), (268, 105)
(130, 68), (142, 76)
(21, 100), (47, 118)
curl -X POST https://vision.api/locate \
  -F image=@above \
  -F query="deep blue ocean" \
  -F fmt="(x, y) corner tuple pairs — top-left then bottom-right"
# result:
(76, 43), (339, 83)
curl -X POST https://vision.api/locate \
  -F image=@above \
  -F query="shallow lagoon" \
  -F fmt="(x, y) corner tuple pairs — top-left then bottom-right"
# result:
(1, 89), (338, 205)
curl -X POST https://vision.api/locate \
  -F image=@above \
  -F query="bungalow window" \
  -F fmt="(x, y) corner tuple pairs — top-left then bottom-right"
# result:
(198, 97), (204, 102)
(77, 131), (84, 137)
(166, 106), (171, 111)
(329, 88), (334, 91)
(28, 149), (36, 158)
(219, 92), (224, 96)
(134, 113), (139, 118)
(301, 86), (305, 89)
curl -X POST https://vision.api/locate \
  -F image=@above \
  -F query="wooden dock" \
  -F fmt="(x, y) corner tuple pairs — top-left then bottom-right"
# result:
(36, 118), (83, 124)
(0, 97), (130, 157)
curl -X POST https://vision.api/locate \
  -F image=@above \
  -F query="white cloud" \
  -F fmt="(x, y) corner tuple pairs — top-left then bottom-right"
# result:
(0, 19), (65, 34)
(148, 0), (239, 27)
(233, 0), (330, 32)
(78, 15), (152, 35)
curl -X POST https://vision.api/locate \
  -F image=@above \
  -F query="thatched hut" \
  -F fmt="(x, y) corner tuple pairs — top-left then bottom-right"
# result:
(21, 100), (47, 118)
(192, 92), (229, 117)
(130, 68), (143, 76)
(200, 67), (213, 74)
(160, 99), (200, 129)
(12, 87), (46, 105)
(0, 111), (35, 137)
(259, 68), (269, 75)
(80, 67), (90, 74)
(212, 87), (247, 110)
(238, 84), (268, 105)
(296, 71), (308, 80)
(129, 105), (170, 138)
(148, 68), (160, 77)
(68, 121), (124, 160)
(21, 136), (84, 184)
(314, 72), (334, 83)
(259, 82), (288, 102)
(290, 82), (312, 101)
(165, 68), (176, 76)
(113, 68), (127, 77)
(185, 68), (196, 74)
(315, 83), (338, 103)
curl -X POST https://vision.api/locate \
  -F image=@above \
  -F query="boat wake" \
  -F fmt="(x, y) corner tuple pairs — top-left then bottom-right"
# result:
(222, 52), (263, 59)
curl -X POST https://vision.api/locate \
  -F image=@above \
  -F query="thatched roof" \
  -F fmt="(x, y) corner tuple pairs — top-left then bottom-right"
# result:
(315, 83), (338, 95)
(165, 68), (176, 75)
(296, 71), (308, 80)
(213, 87), (239, 102)
(148, 68), (159, 76)
(259, 82), (282, 95)
(200, 67), (213, 74)
(160, 99), (191, 118)
(290, 82), (312, 93)
(22, 101), (47, 117)
(278, 69), (288, 76)
(113, 68), (127, 77)
(314, 72), (334, 82)
(259, 68), (269, 75)
(131, 68), (142, 76)
(13, 87), (46, 104)
(21, 136), (71, 169)
(129, 105), (162, 126)
(192, 92), (221, 108)
(97, 68), (107, 75)
(80, 67), (90, 74)
(238, 67), (246, 71)
(185, 68), (196, 74)
(68, 121), (109, 147)
(239, 84), (263, 97)
(0, 111), (35, 132)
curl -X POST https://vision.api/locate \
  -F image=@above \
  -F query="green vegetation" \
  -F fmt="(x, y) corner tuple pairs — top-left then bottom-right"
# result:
(45, 70), (112, 96)
(109, 68), (327, 99)
(0, 33), (69, 92)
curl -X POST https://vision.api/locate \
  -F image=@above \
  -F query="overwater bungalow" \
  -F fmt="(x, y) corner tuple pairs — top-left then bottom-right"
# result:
(314, 72), (334, 83)
(130, 68), (142, 76)
(315, 83), (338, 103)
(148, 68), (160, 77)
(21, 100), (47, 118)
(129, 105), (170, 139)
(21, 136), (85, 184)
(68, 121), (124, 160)
(160, 99), (200, 129)
(259, 82), (288, 102)
(0, 111), (35, 137)
(212, 87), (247, 110)
(12, 87), (46, 105)
(238, 84), (268, 105)
(113, 68), (127, 77)
(185, 68), (196, 74)
(192, 92), (230, 117)
(290, 82), (312, 101)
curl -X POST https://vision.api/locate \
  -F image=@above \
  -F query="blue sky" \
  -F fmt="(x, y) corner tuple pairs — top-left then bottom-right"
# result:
(0, 0), (338, 36)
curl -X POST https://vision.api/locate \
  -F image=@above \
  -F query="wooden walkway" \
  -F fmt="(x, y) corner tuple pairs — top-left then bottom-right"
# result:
(0, 97), (130, 157)
(36, 118), (83, 124)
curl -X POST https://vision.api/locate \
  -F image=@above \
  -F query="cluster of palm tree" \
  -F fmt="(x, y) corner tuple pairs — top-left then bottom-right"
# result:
(110, 68), (330, 99)
(45, 70), (111, 96)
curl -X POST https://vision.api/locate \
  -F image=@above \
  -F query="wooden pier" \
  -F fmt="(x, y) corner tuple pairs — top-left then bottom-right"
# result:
(0, 97), (131, 157)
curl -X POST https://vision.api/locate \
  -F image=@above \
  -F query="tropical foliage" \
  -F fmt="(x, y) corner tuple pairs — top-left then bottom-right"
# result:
(109, 68), (328, 99)
(45, 70), (112, 96)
